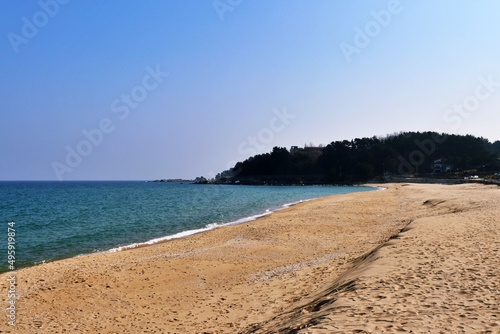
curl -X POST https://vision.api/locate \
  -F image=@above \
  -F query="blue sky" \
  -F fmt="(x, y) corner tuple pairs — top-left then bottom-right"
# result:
(1, 0), (500, 180)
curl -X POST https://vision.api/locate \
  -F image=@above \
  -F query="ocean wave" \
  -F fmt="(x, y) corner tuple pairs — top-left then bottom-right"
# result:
(107, 199), (313, 253)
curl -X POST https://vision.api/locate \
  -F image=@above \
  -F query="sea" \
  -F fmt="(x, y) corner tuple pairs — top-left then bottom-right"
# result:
(0, 181), (375, 272)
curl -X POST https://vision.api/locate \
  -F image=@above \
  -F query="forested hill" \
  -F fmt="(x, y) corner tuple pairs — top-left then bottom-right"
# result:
(213, 132), (500, 184)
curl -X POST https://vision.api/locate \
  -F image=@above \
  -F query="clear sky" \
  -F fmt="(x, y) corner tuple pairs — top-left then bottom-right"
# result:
(1, 0), (500, 180)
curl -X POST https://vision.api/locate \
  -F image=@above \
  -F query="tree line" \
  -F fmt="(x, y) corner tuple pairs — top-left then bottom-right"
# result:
(214, 132), (500, 184)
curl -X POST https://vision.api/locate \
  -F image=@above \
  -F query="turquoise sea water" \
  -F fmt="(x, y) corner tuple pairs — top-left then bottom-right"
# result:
(0, 181), (375, 272)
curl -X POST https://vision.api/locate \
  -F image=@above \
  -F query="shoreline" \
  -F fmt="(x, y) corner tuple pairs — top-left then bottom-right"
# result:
(102, 185), (383, 254)
(1, 183), (498, 332)
(105, 198), (312, 254)
(3, 185), (378, 273)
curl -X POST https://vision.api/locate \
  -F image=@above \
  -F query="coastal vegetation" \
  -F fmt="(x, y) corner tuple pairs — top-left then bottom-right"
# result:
(213, 132), (500, 185)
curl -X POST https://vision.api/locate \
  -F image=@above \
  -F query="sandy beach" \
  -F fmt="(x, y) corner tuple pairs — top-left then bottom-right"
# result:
(1, 183), (499, 333)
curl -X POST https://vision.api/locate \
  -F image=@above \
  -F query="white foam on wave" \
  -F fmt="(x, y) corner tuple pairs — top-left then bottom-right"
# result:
(107, 225), (215, 252)
(281, 198), (311, 208)
(106, 199), (313, 253)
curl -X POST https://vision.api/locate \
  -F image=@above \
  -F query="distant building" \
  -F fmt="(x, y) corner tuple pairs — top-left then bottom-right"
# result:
(290, 145), (323, 159)
(433, 159), (452, 173)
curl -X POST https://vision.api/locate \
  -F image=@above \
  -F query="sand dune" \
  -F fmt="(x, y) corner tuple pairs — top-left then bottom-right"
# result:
(1, 183), (499, 333)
